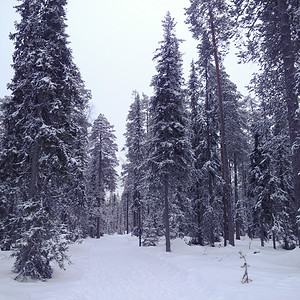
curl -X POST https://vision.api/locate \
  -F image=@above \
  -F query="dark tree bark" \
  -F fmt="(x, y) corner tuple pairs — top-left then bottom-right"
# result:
(277, 0), (300, 243)
(205, 67), (215, 246)
(164, 175), (171, 252)
(126, 193), (129, 234)
(209, 6), (235, 246)
(234, 152), (241, 240)
(273, 232), (276, 250)
(138, 203), (142, 247)
(96, 140), (103, 239)
(96, 216), (100, 239)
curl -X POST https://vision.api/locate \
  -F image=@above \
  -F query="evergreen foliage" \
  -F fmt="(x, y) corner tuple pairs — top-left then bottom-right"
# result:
(234, 0), (300, 242)
(186, 0), (236, 246)
(187, 59), (223, 246)
(247, 68), (297, 248)
(0, 0), (299, 285)
(122, 91), (146, 240)
(144, 12), (194, 252)
(248, 132), (273, 246)
(0, 0), (89, 281)
(86, 113), (118, 238)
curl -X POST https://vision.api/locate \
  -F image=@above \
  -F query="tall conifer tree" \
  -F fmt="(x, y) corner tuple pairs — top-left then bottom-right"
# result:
(186, 0), (236, 246)
(187, 61), (204, 244)
(0, 0), (89, 281)
(146, 12), (194, 252)
(234, 0), (300, 242)
(248, 69), (296, 248)
(86, 114), (118, 238)
(122, 91), (146, 245)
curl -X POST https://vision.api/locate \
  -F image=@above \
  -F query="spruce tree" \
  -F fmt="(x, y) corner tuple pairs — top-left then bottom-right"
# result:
(249, 68), (296, 248)
(122, 91), (147, 245)
(197, 60), (224, 246)
(187, 58), (223, 246)
(234, 0), (300, 242)
(187, 61), (204, 245)
(271, 101), (296, 249)
(0, 96), (13, 251)
(86, 113), (118, 238)
(105, 193), (121, 234)
(221, 68), (249, 240)
(248, 132), (273, 247)
(0, 0), (89, 281)
(146, 12), (194, 252)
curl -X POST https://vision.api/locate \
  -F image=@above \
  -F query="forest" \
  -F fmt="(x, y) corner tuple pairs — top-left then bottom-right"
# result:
(0, 0), (299, 283)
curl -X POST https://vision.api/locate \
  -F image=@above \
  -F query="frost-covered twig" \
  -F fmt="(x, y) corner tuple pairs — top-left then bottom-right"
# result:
(239, 251), (252, 284)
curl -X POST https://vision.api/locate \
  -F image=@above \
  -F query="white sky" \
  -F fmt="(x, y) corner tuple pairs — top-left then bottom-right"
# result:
(0, 0), (256, 162)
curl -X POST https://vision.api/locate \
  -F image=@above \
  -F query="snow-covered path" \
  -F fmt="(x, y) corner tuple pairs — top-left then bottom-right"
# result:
(70, 235), (201, 299)
(1, 234), (300, 300)
(1, 235), (202, 300)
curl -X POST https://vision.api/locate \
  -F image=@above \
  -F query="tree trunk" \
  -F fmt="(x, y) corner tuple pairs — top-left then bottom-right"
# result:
(209, 6), (234, 246)
(97, 135), (103, 238)
(126, 193), (129, 234)
(272, 232), (276, 249)
(234, 152), (241, 240)
(96, 216), (100, 239)
(138, 205), (142, 247)
(277, 0), (300, 245)
(205, 66), (215, 246)
(164, 175), (171, 252)
(260, 222), (265, 247)
(196, 200), (203, 245)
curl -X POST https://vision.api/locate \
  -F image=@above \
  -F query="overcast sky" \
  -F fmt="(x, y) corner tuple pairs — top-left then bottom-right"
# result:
(0, 0), (256, 164)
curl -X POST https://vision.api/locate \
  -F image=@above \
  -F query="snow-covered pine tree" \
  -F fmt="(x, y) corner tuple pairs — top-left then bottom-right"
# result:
(140, 94), (164, 247)
(141, 158), (165, 247)
(247, 94), (276, 247)
(0, 0), (89, 281)
(270, 131), (296, 249)
(187, 60), (204, 245)
(234, 0), (300, 242)
(271, 104), (296, 249)
(187, 58), (222, 246)
(241, 96), (260, 239)
(250, 67), (296, 249)
(62, 86), (90, 239)
(105, 193), (121, 234)
(221, 68), (249, 240)
(0, 96), (13, 251)
(146, 12), (194, 252)
(248, 131), (273, 247)
(122, 91), (147, 245)
(86, 113), (118, 238)
(186, 0), (236, 246)
(196, 59), (223, 246)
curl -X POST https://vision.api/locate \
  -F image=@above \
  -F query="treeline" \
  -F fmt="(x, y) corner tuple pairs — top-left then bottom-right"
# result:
(121, 1), (300, 253)
(0, 0), (299, 282)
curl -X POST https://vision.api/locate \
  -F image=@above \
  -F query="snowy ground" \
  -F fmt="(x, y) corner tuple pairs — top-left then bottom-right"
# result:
(1, 234), (300, 300)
